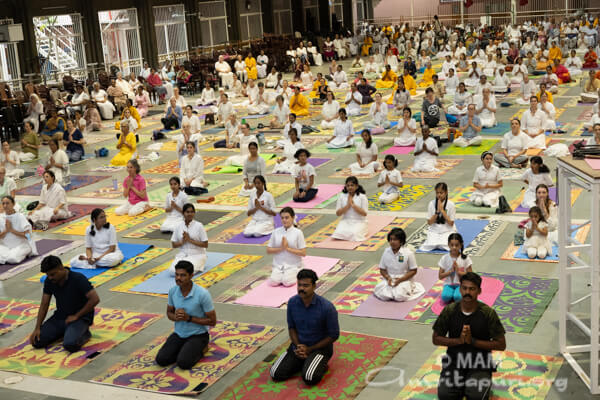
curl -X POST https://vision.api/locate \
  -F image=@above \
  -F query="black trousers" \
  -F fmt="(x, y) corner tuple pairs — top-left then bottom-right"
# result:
(270, 345), (332, 386)
(155, 332), (210, 370)
(184, 186), (208, 195)
(437, 368), (493, 400)
(293, 188), (318, 202)
(161, 116), (179, 130)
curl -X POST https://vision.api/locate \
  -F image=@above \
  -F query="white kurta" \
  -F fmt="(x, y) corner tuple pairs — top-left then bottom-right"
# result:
(331, 192), (368, 241)
(1, 150), (24, 179)
(92, 90), (115, 119)
(161, 190), (189, 232)
(395, 118), (417, 146)
(327, 119), (355, 148)
(180, 153), (205, 188)
(412, 136), (438, 172)
(378, 169), (403, 204)
(349, 142), (379, 174)
(273, 140), (304, 174)
(470, 165), (502, 207)
(181, 114), (202, 135)
(523, 220), (552, 258)
(521, 169), (553, 208)
(374, 246), (425, 302)
(226, 134), (258, 166)
(29, 183), (70, 225)
(320, 100), (340, 129)
(419, 200), (457, 251)
(243, 190), (275, 237)
(268, 226), (306, 286)
(169, 220), (208, 275)
(70, 224), (124, 269)
(0, 212), (36, 264)
(330, 71), (349, 91)
(476, 96), (497, 128)
(521, 109), (548, 149)
(366, 102), (390, 129)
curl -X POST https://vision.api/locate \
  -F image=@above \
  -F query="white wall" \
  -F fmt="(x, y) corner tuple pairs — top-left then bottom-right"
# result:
(374, 0), (441, 19)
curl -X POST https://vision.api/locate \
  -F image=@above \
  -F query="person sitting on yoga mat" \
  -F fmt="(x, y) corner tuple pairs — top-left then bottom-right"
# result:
(180, 142), (207, 196)
(155, 260), (216, 370)
(374, 227), (425, 302)
(161, 177), (188, 233)
(0, 168), (16, 212)
(394, 107), (417, 147)
(277, 113), (303, 148)
(243, 175), (276, 238)
(0, 140), (24, 179)
(521, 156), (553, 208)
(273, 128), (304, 175)
(69, 208), (124, 270)
(30, 255), (100, 353)
(331, 176), (368, 242)
(270, 268), (339, 386)
(292, 149), (318, 202)
(239, 142), (266, 197)
(433, 272), (506, 400)
(535, 183), (558, 246)
(110, 122), (137, 167)
(161, 97), (183, 131)
(28, 170), (71, 231)
(45, 138), (70, 186)
(115, 160), (150, 217)
(0, 195), (36, 264)
(494, 118), (529, 168)
(349, 129), (379, 175)
(438, 233), (473, 304)
(267, 207), (306, 286)
(455, 104), (483, 148)
(169, 203), (208, 275)
(521, 96), (548, 150)
(471, 151), (503, 208)
(411, 124), (439, 173)
(420, 182), (456, 252)
(523, 206), (552, 259)
(326, 108), (354, 149)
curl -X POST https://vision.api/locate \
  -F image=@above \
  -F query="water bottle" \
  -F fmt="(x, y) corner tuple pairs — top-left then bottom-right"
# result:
(112, 178), (118, 190)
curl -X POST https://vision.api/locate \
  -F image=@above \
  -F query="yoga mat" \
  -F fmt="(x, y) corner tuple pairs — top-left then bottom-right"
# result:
(234, 256), (340, 307)
(79, 177), (166, 199)
(585, 158), (600, 169)
(91, 321), (282, 395)
(147, 180), (229, 202)
(397, 347), (563, 400)
(401, 159), (463, 179)
(271, 157), (331, 174)
(450, 185), (522, 215)
(313, 215), (396, 250)
(38, 204), (105, 232)
(440, 139), (499, 155)
(351, 267), (439, 320)
(216, 332), (406, 400)
(226, 214), (308, 245)
(382, 145), (415, 155)
(124, 211), (240, 239)
(481, 122), (511, 135)
(513, 186), (559, 213)
(430, 276), (505, 315)
(213, 183), (295, 206)
(130, 252), (236, 294)
(15, 175), (108, 196)
(414, 219), (489, 254)
(0, 239), (82, 280)
(0, 298), (48, 336)
(139, 211), (232, 239)
(368, 184), (433, 212)
(0, 307), (161, 379)
(280, 183), (344, 208)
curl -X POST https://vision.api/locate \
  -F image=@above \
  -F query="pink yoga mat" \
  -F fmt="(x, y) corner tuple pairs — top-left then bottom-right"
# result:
(282, 184), (344, 209)
(382, 146), (415, 155)
(313, 215), (396, 250)
(351, 267), (440, 320)
(234, 256), (339, 307)
(585, 158), (600, 170)
(431, 276), (505, 315)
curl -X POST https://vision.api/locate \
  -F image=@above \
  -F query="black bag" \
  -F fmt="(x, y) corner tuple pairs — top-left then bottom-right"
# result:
(26, 201), (39, 211)
(495, 195), (512, 214)
(204, 113), (215, 125)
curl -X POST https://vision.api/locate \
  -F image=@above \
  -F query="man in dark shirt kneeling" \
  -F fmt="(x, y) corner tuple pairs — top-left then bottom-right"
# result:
(270, 269), (340, 386)
(30, 255), (100, 352)
(433, 272), (506, 400)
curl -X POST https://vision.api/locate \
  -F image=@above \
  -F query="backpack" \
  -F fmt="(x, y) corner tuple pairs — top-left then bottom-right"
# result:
(495, 195), (512, 214)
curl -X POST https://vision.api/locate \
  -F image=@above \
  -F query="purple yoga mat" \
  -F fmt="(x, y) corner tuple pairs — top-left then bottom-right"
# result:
(514, 187), (557, 213)
(351, 267), (440, 320)
(274, 158), (331, 174)
(226, 214), (308, 245)
(0, 239), (73, 273)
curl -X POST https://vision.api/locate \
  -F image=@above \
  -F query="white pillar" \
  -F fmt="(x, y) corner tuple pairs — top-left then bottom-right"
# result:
(411, 0), (414, 27)
(511, 0), (517, 25)
(460, 0), (464, 26)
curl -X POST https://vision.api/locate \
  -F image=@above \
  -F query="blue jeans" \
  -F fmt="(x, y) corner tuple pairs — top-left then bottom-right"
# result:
(66, 149), (83, 162)
(441, 284), (462, 303)
(32, 314), (92, 353)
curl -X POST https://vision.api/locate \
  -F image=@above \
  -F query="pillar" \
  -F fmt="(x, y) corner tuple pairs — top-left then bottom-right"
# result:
(291, 0), (304, 33)
(184, 0), (202, 51)
(261, 0), (274, 34)
(318, 0), (331, 34)
(343, 0), (353, 32)
(227, 0), (241, 42)
(135, 0), (158, 67)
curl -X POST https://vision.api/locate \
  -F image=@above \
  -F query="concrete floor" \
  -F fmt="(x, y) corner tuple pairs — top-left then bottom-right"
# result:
(0, 58), (598, 399)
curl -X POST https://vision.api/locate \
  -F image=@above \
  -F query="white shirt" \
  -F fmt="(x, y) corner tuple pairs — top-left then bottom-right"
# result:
(336, 192), (368, 221)
(71, 91), (89, 106)
(177, 133), (201, 155)
(333, 118), (354, 139)
(427, 199), (456, 232)
(218, 101), (234, 120)
(565, 56), (582, 69)
(520, 80), (537, 98)
(182, 115), (202, 134)
(257, 54), (268, 65)
(502, 131), (529, 156)
(91, 89), (108, 102)
(445, 75), (459, 92)
(85, 224), (119, 256)
(269, 226), (305, 267)
(234, 60), (246, 72)
(344, 91), (363, 115)
(473, 165), (500, 194)
(283, 121), (303, 140)
(453, 90), (472, 107)
(0, 212), (31, 249)
(379, 246), (417, 276)
(378, 168), (402, 193)
(322, 100), (340, 120)
(48, 149), (70, 183)
(357, 142), (378, 163)
(40, 183), (67, 209)
(476, 96), (496, 119)
(522, 169), (553, 192)
(369, 102), (388, 125)
(333, 70), (348, 85)
(293, 163), (316, 190)
(438, 253), (472, 285)
(215, 61), (232, 73)
(200, 88), (216, 103)
(171, 220), (208, 255)
(180, 153), (204, 187)
(0, 176), (16, 198)
(164, 190), (189, 220)
(272, 104), (290, 125)
(521, 108), (547, 133)
(1, 150), (19, 174)
(539, 101), (556, 121)
(248, 190), (275, 221)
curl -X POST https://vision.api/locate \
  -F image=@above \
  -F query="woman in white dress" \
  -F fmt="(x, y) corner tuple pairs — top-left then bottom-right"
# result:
(365, 93), (390, 130)
(464, 61), (481, 87)
(420, 182), (457, 252)
(374, 227), (425, 302)
(349, 130), (379, 175)
(300, 64), (313, 90)
(476, 88), (497, 128)
(180, 142), (207, 195)
(521, 156), (553, 208)
(24, 94), (44, 132)
(161, 177), (189, 233)
(565, 49), (583, 77)
(267, 207), (306, 286)
(243, 175), (276, 237)
(493, 68), (511, 93)
(91, 82), (115, 119)
(234, 54), (247, 83)
(28, 170), (71, 230)
(535, 183), (558, 245)
(524, 206), (552, 259)
(326, 108), (354, 148)
(273, 128), (304, 174)
(511, 57), (528, 84)
(266, 67), (279, 88)
(1, 141), (24, 179)
(395, 107), (417, 146)
(270, 95), (290, 129)
(197, 81), (218, 110)
(181, 105), (202, 135)
(470, 151), (503, 208)
(392, 79), (411, 114)
(482, 54), (497, 76)
(169, 203), (208, 275)
(412, 125), (439, 172)
(539, 92), (557, 131)
(377, 155), (403, 204)
(70, 208), (124, 269)
(225, 123), (257, 166)
(320, 91), (340, 129)
(444, 68), (459, 95)
(0, 195), (37, 264)
(331, 176), (368, 242)
(240, 142), (266, 197)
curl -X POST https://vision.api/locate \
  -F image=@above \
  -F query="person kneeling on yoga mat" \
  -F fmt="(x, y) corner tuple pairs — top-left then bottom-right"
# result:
(270, 269), (339, 385)
(155, 260), (217, 370)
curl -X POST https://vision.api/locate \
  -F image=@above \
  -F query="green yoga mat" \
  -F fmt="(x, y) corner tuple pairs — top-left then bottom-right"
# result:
(147, 180), (230, 202)
(440, 139), (499, 155)
(451, 184), (522, 215)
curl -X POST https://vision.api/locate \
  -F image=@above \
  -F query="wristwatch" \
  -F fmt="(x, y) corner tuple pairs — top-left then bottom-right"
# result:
(187, 315), (192, 322)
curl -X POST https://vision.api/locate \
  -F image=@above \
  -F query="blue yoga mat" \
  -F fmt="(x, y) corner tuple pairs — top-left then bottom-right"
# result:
(512, 225), (580, 261)
(481, 122), (511, 136)
(417, 219), (489, 254)
(41, 243), (153, 282)
(130, 252), (236, 294)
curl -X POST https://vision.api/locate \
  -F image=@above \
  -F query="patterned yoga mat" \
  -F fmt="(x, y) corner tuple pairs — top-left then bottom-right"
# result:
(0, 307), (161, 379)
(215, 260), (363, 307)
(34, 204), (105, 233)
(143, 156), (226, 175)
(146, 179), (230, 202)
(212, 183), (295, 207)
(77, 177), (166, 199)
(217, 332), (407, 400)
(0, 299), (51, 336)
(53, 206), (164, 236)
(509, 188), (582, 213)
(449, 186), (522, 215)
(123, 211), (241, 239)
(16, 175), (109, 196)
(91, 321), (282, 395)
(110, 254), (262, 297)
(367, 184), (433, 212)
(305, 217), (415, 252)
(401, 159), (463, 179)
(211, 214), (320, 244)
(26, 247), (171, 287)
(329, 166), (379, 179)
(440, 140), (499, 155)
(396, 347), (563, 399)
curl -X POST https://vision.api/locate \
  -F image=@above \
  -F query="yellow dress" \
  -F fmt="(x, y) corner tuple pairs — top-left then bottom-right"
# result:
(418, 68), (434, 88)
(404, 75), (417, 96)
(376, 70), (398, 89)
(114, 106), (141, 130)
(536, 91), (554, 104)
(361, 37), (373, 56)
(289, 93), (310, 116)
(309, 80), (322, 99)
(245, 57), (258, 80)
(110, 132), (137, 166)
(548, 47), (562, 63)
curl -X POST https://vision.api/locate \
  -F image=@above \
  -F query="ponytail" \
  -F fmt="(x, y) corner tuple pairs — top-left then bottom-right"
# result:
(448, 232), (467, 260)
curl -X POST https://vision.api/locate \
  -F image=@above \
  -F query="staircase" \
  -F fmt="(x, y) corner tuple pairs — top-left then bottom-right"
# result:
(33, 23), (80, 73)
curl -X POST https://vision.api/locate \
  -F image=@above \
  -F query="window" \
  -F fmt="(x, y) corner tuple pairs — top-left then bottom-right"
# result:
(154, 5), (189, 63)
(198, 1), (229, 47)
(98, 9), (143, 75)
(238, 0), (263, 41)
(273, 0), (292, 35)
(33, 14), (87, 79)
